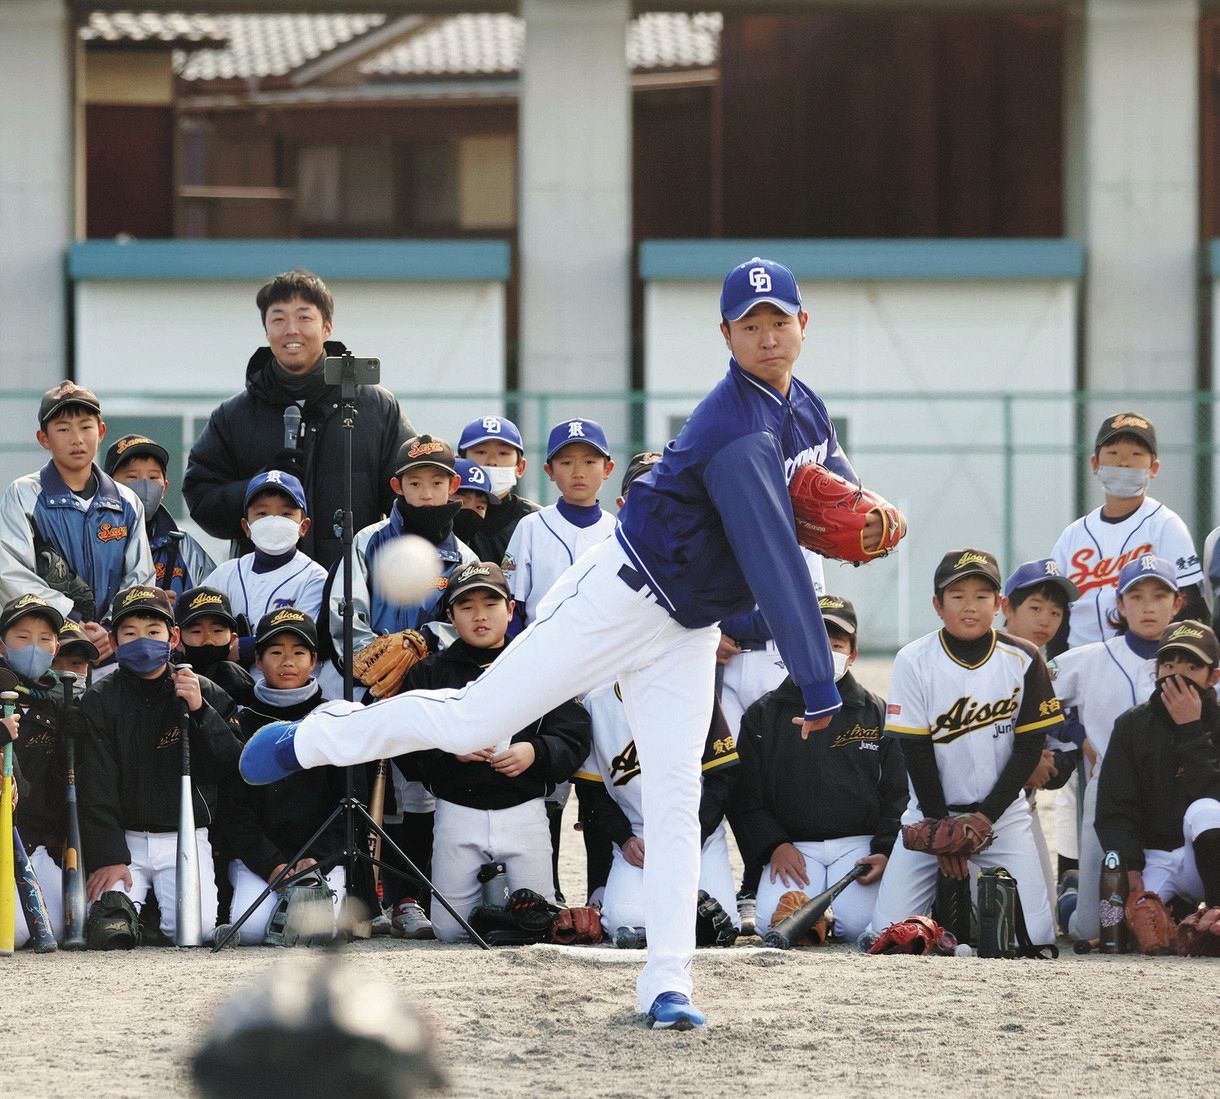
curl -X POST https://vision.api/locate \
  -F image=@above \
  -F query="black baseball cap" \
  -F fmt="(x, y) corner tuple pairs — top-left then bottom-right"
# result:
(103, 433), (169, 477)
(620, 451), (662, 496)
(1094, 412), (1157, 456)
(57, 618), (100, 661)
(395, 435), (457, 478)
(1157, 621), (1220, 667)
(176, 587), (239, 632)
(0, 594), (65, 636)
(254, 607), (318, 651)
(110, 586), (175, 628)
(444, 561), (512, 607)
(38, 382), (101, 428)
(934, 548), (1002, 593)
(818, 594), (857, 636)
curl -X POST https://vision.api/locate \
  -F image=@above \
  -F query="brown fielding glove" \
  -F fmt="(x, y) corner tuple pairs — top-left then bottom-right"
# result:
(903, 812), (994, 857)
(1124, 891), (1176, 955)
(352, 630), (429, 699)
(788, 464), (905, 564)
(550, 906), (605, 945)
(1177, 905), (1220, 956)
(771, 890), (829, 946)
(902, 817), (940, 852)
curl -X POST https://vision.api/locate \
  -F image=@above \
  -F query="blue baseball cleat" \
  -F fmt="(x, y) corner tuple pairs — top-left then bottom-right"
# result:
(239, 719), (304, 785)
(647, 992), (705, 1031)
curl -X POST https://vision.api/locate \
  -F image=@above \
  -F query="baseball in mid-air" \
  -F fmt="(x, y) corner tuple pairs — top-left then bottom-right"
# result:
(374, 535), (443, 606)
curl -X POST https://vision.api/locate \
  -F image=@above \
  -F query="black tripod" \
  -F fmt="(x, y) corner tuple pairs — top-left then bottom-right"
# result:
(214, 353), (488, 950)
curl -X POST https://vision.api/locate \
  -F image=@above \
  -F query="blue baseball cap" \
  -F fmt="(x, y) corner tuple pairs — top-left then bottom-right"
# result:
(244, 470), (308, 512)
(720, 257), (802, 322)
(453, 458), (501, 506)
(545, 418), (612, 463)
(1003, 559), (1080, 602)
(1117, 554), (1178, 596)
(458, 415), (524, 455)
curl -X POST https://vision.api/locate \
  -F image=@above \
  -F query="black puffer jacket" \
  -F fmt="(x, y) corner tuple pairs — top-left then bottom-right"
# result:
(183, 341), (414, 567)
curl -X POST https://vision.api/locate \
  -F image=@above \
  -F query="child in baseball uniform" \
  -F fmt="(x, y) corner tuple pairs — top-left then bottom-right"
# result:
(1, 594), (70, 948)
(78, 586), (243, 944)
(203, 470), (326, 662)
(103, 433), (216, 600)
(395, 562), (591, 942)
(869, 549), (1063, 944)
(730, 596), (906, 943)
(174, 586), (254, 706)
(51, 617), (100, 690)
(455, 416), (541, 565)
(1096, 621), (1220, 924)
(220, 608), (347, 943)
(451, 458), (499, 523)
(1048, 554), (1183, 940)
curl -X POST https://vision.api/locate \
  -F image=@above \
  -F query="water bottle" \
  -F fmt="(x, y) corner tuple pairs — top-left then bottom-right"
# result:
(1098, 850), (1128, 954)
(478, 861), (509, 908)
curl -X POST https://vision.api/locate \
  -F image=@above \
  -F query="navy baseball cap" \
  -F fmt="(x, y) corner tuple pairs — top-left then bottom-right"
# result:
(720, 257), (802, 322)
(546, 418), (611, 463)
(103, 433), (169, 477)
(458, 416), (525, 455)
(245, 470), (307, 512)
(453, 458), (501, 505)
(1117, 554), (1178, 595)
(1004, 559), (1080, 602)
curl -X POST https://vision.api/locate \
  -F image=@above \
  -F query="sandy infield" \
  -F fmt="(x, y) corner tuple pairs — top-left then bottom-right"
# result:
(6, 659), (1217, 1097)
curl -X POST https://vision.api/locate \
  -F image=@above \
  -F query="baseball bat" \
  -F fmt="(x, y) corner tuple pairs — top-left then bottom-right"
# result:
(13, 827), (57, 952)
(174, 665), (203, 946)
(1, 690), (17, 955)
(367, 759), (389, 897)
(764, 863), (869, 950)
(59, 674), (87, 950)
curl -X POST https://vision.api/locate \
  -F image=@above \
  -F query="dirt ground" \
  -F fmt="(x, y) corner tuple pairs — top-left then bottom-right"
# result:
(6, 658), (1216, 1098)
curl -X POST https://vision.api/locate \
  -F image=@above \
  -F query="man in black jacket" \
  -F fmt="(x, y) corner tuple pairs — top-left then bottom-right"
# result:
(1096, 621), (1220, 911)
(183, 270), (414, 568)
(728, 596), (908, 942)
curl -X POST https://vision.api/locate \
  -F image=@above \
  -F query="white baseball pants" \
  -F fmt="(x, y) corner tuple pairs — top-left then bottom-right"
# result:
(104, 829), (218, 939)
(227, 859), (346, 944)
(1142, 797), (1220, 905)
(755, 835), (878, 943)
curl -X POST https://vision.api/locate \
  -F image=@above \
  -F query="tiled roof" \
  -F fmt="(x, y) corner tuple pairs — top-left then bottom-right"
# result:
(81, 11), (721, 83)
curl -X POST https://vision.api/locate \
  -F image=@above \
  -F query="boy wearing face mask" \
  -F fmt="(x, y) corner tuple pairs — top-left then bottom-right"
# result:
(1049, 413), (1205, 653)
(0, 594), (72, 948)
(173, 587), (254, 706)
(103, 434), (216, 602)
(727, 596), (906, 943)
(203, 471), (326, 665)
(454, 416), (540, 566)
(77, 586), (243, 944)
(52, 618), (100, 693)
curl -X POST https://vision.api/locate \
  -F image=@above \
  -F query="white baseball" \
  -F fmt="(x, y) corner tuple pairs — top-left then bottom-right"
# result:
(373, 535), (443, 606)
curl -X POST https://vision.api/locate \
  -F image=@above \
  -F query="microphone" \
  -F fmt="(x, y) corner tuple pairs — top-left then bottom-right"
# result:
(283, 405), (302, 450)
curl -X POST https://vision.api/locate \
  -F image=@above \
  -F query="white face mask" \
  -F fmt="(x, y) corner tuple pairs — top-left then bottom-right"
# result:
(1096, 465), (1150, 499)
(485, 466), (518, 497)
(248, 514), (303, 555)
(832, 650), (851, 682)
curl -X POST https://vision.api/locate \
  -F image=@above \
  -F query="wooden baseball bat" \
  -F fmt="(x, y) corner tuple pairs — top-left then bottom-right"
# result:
(13, 826), (57, 952)
(174, 665), (203, 946)
(764, 863), (869, 950)
(367, 759), (389, 896)
(59, 674), (87, 950)
(1, 690), (17, 956)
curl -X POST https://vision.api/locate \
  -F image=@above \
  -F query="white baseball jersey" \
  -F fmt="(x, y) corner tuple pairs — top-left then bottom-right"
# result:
(576, 681), (738, 834)
(1046, 636), (1155, 761)
(502, 504), (616, 625)
(1050, 497), (1201, 647)
(884, 630), (1063, 810)
(204, 550), (327, 629)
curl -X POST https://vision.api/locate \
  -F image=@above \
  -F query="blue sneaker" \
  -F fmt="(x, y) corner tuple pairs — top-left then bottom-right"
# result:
(647, 992), (705, 1031)
(239, 719), (304, 785)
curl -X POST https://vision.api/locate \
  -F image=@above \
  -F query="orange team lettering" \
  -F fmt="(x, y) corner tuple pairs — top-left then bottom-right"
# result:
(1069, 543), (1153, 596)
(97, 523), (129, 543)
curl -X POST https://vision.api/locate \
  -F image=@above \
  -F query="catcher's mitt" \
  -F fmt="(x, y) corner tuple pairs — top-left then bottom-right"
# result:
(788, 464), (905, 564)
(550, 906), (605, 945)
(1124, 891), (1176, 955)
(353, 629), (429, 699)
(771, 890), (829, 946)
(264, 872), (336, 947)
(468, 888), (561, 946)
(1176, 905), (1220, 957)
(867, 915), (958, 956)
(695, 889), (738, 948)
(903, 812), (994, 857)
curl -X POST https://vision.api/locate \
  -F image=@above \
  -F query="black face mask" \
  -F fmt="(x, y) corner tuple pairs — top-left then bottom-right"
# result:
(396, 499), (462, 545)
(182, 642), (231, 673)
(452, 508), (484, 543)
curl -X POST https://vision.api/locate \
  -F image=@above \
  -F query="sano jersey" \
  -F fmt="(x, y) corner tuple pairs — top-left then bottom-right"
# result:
(1050, 497), (1201, 648)
(884, 630), (1063, 810)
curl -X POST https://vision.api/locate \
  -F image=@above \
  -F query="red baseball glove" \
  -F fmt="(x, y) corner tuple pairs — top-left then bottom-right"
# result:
(867, 915), (958, 956)
(788, 464), (905, 564)
(1177, 905), (1220, 957)
(550, 906), (605, 945)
